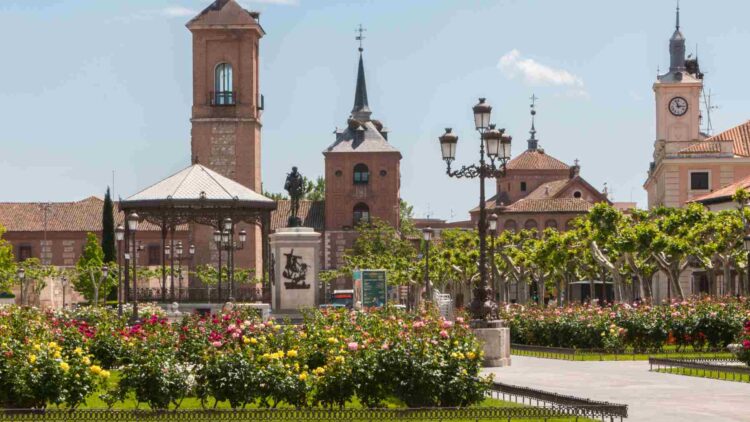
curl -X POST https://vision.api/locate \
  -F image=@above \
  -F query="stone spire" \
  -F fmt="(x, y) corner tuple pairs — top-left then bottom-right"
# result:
(527, 94), (539, 150)
(669, 2), (686, 73)
(352, 24), (371, 121)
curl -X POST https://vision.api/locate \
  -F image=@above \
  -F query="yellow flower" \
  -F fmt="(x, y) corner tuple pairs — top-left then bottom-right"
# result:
(273, 325), (281, 332)
(450, 352), (458, 359)
(73, 347), (84, 356)
(327, 337), (338, 345)
(250, 337), (258, 345)
(242, 336), (251, 345)
(53, 351), (62, 359)
(466, 352), (477, 360)
(90, 365), (103, 375)
(300, 332), (308, 339)
(298, 372), (308, 381)
(33, 344), (41, 351)
(334, 356), (345, 364)
(286, 350), (298, 358)
(28, 354), (37, 364)
(82, 357), (91, 366)
(48, 341), (59, 349)
(313, 367), (325, 376)
(100, 370), (111, 379)
(59, 362), (70, 372)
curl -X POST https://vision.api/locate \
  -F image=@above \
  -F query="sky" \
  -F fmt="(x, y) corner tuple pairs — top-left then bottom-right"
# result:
(0, 0), (749, 221)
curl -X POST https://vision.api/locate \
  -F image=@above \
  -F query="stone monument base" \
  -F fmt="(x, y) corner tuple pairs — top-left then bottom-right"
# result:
(472, 320), (511, 367)
(270, 227), (322, 313)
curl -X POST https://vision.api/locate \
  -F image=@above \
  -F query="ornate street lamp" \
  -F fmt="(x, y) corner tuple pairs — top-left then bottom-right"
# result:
(488, 213), (498, 302)
(17, 267), (26, 306)
(127, 212), (140, 323)
(438, 98), (512, 321)
(60, 276), (68, 310)
(423, 227), (434, 300)
(115, 224), (125, 316)
(213, 229), (223, 302)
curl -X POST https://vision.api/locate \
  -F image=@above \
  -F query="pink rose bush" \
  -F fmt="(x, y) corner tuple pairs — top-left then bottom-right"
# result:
(0, 305), (487, 409)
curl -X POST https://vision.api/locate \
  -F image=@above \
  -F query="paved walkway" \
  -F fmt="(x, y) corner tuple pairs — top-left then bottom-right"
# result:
(483, 356), (750, 422)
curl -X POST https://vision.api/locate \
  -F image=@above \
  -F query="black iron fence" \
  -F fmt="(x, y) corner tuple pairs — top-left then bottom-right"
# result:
(489, 381), (628, 421)
(649, 356), (750, 382)
(0, 406), (618, 421)
(128, 287), (261, 304)
(512, 343), (729, 361)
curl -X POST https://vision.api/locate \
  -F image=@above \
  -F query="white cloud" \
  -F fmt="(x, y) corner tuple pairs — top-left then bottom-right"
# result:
(498, 49), (584, 88)
(161, 6), (197, 17)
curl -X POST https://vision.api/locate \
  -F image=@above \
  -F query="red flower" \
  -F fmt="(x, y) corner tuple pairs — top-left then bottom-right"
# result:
(743, 340), (750, 350)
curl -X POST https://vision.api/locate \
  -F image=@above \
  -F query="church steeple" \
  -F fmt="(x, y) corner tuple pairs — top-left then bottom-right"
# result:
(527, 94), (539, 150)
(352, 24), (371, 121)
(669, 2), (686, 73)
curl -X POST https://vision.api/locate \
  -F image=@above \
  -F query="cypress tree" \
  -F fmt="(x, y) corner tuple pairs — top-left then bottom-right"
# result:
(101, 187), (116, 263)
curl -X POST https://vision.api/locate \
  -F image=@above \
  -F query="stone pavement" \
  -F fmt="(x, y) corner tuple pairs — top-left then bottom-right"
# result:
(482, 356), (750, 422)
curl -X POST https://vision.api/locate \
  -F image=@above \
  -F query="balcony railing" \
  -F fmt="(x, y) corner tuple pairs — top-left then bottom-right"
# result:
(211, 91), (236, 106)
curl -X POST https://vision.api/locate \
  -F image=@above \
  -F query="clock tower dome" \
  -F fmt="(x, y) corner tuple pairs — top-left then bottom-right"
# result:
(652, 4), (703, 155)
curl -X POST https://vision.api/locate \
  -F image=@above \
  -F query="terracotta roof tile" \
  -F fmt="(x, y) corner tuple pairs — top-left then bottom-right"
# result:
(506, 149), (569, 170)
(525, 179), (571, 199)
(690, 174), (750, 205)
(270, 200), (325, 232)
(679, 120), (750, 156)
(503, 198), (594, 213)
(0, 197), (168, 232)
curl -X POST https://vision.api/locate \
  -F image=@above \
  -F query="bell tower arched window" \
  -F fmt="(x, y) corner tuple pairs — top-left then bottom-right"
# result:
(213, 63), (234, 105)
(353, 203), (370, 225)
(353, 163), (369, 184)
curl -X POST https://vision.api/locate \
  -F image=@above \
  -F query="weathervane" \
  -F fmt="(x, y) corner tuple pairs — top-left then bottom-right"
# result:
(356, 24), (366, 52)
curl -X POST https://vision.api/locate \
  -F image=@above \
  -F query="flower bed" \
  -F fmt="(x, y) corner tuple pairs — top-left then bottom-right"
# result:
(0, 306), (488, 410)
(499, 297), (750, 353)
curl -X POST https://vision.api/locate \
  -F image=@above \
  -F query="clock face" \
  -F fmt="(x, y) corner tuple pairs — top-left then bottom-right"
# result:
(669, 97), (688, 116)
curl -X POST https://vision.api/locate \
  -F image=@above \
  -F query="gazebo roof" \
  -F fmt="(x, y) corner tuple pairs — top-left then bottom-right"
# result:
(122, 164), (275, 209)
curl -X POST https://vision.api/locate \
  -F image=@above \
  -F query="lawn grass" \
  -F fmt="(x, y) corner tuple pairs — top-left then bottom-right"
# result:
(14, 371), (597, 422)
(655, 366), (750, 383)
(512, 344), (733, 361)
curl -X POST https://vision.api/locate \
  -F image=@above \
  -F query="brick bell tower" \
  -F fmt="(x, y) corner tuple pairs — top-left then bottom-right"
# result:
(187, 0), (265, 273)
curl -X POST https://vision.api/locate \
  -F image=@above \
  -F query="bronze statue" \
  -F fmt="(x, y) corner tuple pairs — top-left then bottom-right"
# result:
(284, 166), (305, 227)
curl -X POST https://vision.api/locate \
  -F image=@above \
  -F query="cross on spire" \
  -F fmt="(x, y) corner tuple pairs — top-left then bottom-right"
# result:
(528, 94), (539, 150)
(356, 24), (366, 52)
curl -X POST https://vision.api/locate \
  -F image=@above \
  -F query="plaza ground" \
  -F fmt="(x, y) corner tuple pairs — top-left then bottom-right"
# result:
(483, 356), (750, 422)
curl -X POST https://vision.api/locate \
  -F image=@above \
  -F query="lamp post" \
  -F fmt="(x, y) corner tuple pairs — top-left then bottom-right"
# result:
(488, 213), (498, 303)
(96, 265), (109, 306)
(17, 268), (25, 306)
(213, 229), (223, 302)
(60, 276), (68, 310)
(438, 98), (512, 321)
(127, 212), (140, 323)
(115, 224), (125, 316)
(179, 243), (195, 301)
(423, 227), (434, 301)
(215, 218), (246, 302)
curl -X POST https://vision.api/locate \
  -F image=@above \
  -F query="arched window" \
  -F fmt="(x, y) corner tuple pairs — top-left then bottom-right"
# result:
(524, 219), (538, 230)
(504, 220), (517, 232)
(353, 203), (370, 225)
(214, 63), (234, 105)
(353, 163), (369, 184)
(545, 219), (558, 229)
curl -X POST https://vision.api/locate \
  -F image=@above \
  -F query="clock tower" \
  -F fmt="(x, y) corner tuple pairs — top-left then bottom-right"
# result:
(652, 4), (703, 155)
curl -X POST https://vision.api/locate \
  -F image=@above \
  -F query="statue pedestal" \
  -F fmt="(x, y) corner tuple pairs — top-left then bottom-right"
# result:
(269, 227), (322, 313)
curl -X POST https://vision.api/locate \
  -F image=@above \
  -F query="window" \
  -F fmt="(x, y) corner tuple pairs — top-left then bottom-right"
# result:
(335, 170), (342, 177)
(545, 219), (558, 229)
(690, 171), (710, 190)
(524, 219), (538, 230)
(353, 203), (370, 225)
(573, 191), (582, 198)
(18, 245), (32, 261)
(520, 182), (527, 192)
(213, 63), (234, 105)
(147, 244), (161, 266)
(380, 170), (387, 177)
(504, 220), (517, 232)
(353, 163), (369, 184)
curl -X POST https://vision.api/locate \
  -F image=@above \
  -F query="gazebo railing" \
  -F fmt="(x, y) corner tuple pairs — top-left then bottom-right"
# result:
(127, 286), (262, 304)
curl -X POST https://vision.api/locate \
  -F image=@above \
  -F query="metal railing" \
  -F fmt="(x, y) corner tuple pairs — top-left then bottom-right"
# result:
(489, 381), (628, 421)
(127, 287), (262, 304)
(649, 356), (750, 382)
(0, 406), (617, 421)
(211, 91), (236, 106)
(511, 343), (729, 361)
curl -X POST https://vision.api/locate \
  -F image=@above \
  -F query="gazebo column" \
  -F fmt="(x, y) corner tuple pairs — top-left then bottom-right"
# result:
(262, 212), (271, 301)
(161, 223), (168, 302)
(123, 223), (131, 304)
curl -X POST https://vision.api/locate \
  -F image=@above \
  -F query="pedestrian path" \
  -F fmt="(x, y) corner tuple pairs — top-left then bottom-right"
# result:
(482, 356), (750, 422)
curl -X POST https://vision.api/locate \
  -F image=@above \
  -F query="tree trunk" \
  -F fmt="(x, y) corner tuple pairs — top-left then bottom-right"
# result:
(723, 262), (732, 296)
